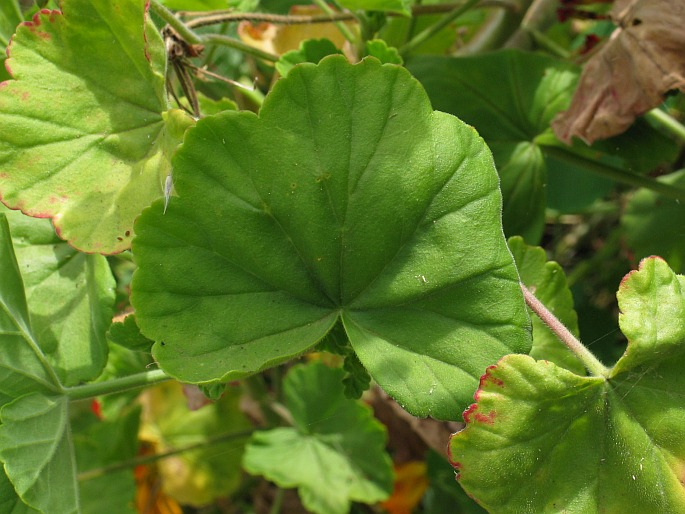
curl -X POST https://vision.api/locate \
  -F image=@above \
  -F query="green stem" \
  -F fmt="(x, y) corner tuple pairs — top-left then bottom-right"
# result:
(541, 145), (685, 202)
(521, 284), (609, 377)
(200, 33), (280, 62)
(310, 0), (358, 45)
(400, 0), (480, 56)
(65, 369), (170, 400)
(149, 0), (202, 45)
(269, 487), (285, 514)
(242, 375), (284, 427)
(645, 108), (685, 144)
(77, 428), (254, 481)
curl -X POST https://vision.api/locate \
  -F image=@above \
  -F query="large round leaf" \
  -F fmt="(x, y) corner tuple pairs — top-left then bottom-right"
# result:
(132, 56), (531, 420)
(0, 0), (193, 253)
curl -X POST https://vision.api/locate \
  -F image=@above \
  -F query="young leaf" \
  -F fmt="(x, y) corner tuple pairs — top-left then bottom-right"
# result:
(132, 56), (531, 420)
(106, 314), (154, 353)
(2, 206), (115, 385)
(0, 394), (77, 514)
(449, 257), (685, 513)
(0, 0), (194, 253)
(508, 236), (584, 374)
(276, 38), (342, 77)
(242, 362), (394, 514)
(0, 214), (61, 403)
(365, 39), (403, 65)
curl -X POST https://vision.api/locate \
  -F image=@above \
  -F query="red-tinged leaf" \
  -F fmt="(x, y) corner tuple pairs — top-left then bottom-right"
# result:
(449, 257), (685, 513)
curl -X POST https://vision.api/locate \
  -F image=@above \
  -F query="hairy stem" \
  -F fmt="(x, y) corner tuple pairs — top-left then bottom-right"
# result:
(310, 0), (358, 45)
(183, 2), (515, 28)
(200, 33), (280, 62)
(149, 0), (202, 45)
(65, 369), (170, 400)
(521, 284), (608, 377)
(400, 0), (480, 56)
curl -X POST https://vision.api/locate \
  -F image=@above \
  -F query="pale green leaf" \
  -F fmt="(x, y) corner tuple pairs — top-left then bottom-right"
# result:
(0, 394), (77, 514)
(2, 206), (114, 385)
(242, 362), (393, 514)
(139, 381), (251, 506)
(450, 257), (685, 513)
(0, 0), (194, 253)
(0, 214), (61, 404)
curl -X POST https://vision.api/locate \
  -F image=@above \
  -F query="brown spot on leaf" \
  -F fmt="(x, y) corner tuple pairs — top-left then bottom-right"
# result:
(552, 0), (685, 144)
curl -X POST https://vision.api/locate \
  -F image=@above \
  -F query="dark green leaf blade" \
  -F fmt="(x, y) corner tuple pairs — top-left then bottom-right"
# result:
(449, 257), (685, 512)
(242, 362), (393, 514)
(0, 394), (77, 514)
(0, 0), (193, 253)
(132, 56), (531, 419)
(622, 170), (685, 273)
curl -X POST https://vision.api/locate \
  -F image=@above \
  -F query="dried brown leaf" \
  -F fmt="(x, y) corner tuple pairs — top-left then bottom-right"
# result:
(552, 0), (685, 144)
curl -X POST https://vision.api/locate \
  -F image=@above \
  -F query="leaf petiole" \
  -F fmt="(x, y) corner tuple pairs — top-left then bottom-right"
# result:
(64, 369), (171, 401)
(520, 283), (609, 377)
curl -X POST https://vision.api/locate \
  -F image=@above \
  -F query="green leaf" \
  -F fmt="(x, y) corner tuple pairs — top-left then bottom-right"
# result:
(407, 50), (678, 242)
(0, 214), (61, 403)
(338, 0), (409, 15)
(423, 450), (486, 514)
(2, 206), (115, 385)
(0, 0), (194, 253)
(0, 1), (21, 82)
(72, 401), (140, 514)
(0, 394), (77, 514)
(132, 55), (531, 420)
(622, 170), (685, 273)
(276, 38), (342, 78)
(106, 314), (153, 353)
(364, 39), (403, 64)
(449, 257), (685, 513)
(243, 362), (393, 514)
(508, 236), (584, 374)
(139, 381), (251, 506)
(0, 468), (40, 514)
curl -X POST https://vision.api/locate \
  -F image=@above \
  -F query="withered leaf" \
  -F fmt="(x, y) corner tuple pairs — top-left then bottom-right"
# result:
(552, 0), (685, 144)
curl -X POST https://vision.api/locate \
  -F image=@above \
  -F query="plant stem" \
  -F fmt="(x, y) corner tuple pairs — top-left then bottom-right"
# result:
(541, 145), (685, 202)
(183, 2), (514, 28)
(65, 369), (170, 400)
(521, 284), (608, 377)
(310, 0), (358, 46)
(400, 0), (480, 56)
(242, 375), (285, 427)
(149, 0), (202, 45)
(200, 33), (280, 62)
(77, 428), (254, 481)
(645, 108), (685, 144)
(269, 487), (285, 514)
